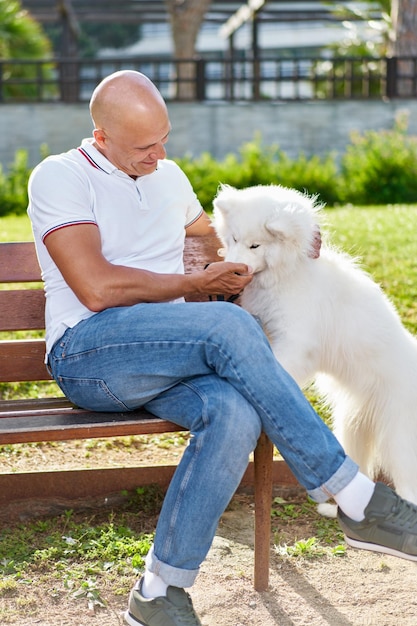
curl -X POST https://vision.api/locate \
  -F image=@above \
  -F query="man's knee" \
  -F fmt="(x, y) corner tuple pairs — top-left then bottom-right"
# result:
(186, 376), (262, 444)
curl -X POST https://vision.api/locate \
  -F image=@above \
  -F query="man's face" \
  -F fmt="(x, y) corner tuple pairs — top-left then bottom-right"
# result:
(94, 111), (171, 178)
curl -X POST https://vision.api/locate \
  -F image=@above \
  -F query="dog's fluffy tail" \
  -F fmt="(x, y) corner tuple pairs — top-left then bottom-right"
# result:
(317, 502), (337, 518)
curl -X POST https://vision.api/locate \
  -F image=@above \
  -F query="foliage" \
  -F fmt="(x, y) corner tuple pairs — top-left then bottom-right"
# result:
(312, 1), (392, 98)
(325, 0), (391, 58)
(0, 144), (48, 217)
(340, 112), (417, 205)
(0, 0), (51, 58)
(0, 0), (56, 99)
(44, 23), (141, 58)
(2, 120), (417, 216)
(176, 123), (417, 210)
(0, 150), (30, 216)
(176, 134), (340, 211)
(312, 57), (387, 99)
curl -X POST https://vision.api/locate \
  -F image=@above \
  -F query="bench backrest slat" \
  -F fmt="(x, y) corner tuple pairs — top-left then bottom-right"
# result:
(0, 290), (46, 330)
(0, 242), (41, 282)
(0, 339), (50, 382)
(0, 236), (221, 384)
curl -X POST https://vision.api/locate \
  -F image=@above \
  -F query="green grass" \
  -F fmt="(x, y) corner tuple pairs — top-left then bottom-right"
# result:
(0, 213), (33, 242)
(324, 205), (417, 333)
(271, 495), (346, 558)
(0, 486), (164, 619)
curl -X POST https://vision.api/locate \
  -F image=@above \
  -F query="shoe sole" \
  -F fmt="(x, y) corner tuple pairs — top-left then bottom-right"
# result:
(344, 534), (417, 562)
(123, 610), (147, 626)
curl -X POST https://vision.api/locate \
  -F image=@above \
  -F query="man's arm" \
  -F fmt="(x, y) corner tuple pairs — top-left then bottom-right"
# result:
(45, 223), (252, 312)
(185, 210), (215, 236)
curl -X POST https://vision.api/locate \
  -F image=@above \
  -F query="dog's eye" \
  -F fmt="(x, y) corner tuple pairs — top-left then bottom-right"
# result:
(250, 244), (260, 249)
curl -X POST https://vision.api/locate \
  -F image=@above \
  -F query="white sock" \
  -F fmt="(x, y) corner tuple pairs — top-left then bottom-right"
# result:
(140, 570), (169, 599)
(333, 472), (376, 521)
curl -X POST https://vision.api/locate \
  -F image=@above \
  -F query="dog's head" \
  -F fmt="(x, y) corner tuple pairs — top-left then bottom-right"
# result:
(212, 184), (323, 280)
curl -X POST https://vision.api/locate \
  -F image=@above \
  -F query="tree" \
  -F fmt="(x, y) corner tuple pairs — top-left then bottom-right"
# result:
(0, 0), (52, 58)
(389, 0), (417, 95)
(0, 0), (54, 98)
(325, 1), (391, 57)
(44, 22), (141, 59)
(389, 0), (417, 55)
(163, 0), (212, 100)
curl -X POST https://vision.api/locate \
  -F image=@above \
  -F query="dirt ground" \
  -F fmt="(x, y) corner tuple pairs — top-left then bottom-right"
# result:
(1, 440), (417, 626)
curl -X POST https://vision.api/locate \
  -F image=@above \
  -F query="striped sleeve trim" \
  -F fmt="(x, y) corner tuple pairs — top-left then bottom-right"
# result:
(42, 220), (97, 242)
(185, 208), (204, 228)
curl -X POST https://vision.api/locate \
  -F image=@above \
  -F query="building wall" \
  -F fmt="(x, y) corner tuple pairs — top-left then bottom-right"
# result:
(1, 100), (417, 169)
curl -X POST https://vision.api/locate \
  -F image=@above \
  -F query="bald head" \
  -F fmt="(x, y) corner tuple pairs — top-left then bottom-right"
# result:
(90, 70), (168, 133)
(89, 71), (171, 177)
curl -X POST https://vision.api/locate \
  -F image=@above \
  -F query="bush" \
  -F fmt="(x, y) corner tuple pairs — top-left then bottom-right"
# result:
(0, 145), (50, 216)
(176, 135), (340, 211)
(340, 114), (417, 205)
(2, 122), (417, 217)
(264, 150), (340, 207)
(0, 149), (31, 216)
(175, 151), (226, 213)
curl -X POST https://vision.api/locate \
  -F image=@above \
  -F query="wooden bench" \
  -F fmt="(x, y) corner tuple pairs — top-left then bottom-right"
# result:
(0, 234), (284, 591)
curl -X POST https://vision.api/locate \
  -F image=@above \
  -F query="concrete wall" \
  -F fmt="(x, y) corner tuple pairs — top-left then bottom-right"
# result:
(2, 100), (417, 169)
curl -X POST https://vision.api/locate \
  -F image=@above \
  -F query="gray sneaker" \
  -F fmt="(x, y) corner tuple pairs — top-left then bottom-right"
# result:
(124, 577), (203, 626)
(338, 482), (417, 561)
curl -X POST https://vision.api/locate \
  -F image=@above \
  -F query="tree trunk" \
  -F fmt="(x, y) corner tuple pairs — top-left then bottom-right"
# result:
(390, 0), (417, 55)
(164, 0), (212, 100)
(389, 0), (417, 96)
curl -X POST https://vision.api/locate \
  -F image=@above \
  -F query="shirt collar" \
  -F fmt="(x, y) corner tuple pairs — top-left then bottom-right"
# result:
(79, 137), (118, 175)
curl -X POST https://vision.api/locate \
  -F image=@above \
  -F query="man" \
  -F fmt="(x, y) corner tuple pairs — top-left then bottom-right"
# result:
(28, 70), (417, 626)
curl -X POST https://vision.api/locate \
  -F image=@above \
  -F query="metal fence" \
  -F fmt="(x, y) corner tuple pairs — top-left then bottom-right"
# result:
(1, 55), (416, 103)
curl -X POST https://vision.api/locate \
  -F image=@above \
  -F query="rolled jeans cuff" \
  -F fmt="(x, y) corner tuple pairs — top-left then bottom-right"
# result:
(145, 545), (200, 588)
(307, 455), (359, 503)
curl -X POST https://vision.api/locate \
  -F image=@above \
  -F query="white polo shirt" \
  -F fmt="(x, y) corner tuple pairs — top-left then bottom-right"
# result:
(28, 138), (204, 355)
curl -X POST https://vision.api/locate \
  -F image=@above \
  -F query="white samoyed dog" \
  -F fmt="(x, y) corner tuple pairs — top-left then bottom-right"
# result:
(212, 183), (417, 508)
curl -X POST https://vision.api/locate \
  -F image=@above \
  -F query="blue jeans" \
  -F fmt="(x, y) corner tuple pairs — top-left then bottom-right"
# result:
(49, 301), (358, 587)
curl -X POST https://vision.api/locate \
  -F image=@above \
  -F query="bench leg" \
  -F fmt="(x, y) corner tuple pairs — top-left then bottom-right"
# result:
(253, 432), (274, 591)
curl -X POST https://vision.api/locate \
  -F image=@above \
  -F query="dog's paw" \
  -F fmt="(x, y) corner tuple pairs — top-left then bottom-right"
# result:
(317, 502), (338, 518)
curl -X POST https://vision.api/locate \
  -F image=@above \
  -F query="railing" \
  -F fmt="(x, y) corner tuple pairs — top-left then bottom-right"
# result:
(0, 55), (416, 103)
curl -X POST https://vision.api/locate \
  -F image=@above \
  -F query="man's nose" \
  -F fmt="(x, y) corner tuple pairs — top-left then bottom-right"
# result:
(150, 143), (167, 159)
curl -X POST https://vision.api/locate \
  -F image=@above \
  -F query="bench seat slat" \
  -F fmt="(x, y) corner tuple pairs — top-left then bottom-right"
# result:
(0, 408), (181, 444)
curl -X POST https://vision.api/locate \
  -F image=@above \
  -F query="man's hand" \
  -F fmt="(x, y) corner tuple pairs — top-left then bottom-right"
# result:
(193, 261), (253, 296)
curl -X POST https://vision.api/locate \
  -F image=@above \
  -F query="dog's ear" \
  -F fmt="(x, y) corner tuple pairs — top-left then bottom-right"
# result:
(264, 215), (287, 241)
(212, 183), (237, 216)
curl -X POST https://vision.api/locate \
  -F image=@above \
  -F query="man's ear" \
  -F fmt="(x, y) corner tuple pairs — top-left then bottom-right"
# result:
(93, 128), (106, 149)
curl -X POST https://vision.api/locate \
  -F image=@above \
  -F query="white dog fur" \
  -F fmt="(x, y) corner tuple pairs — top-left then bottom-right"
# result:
(212, 183), (417, 507)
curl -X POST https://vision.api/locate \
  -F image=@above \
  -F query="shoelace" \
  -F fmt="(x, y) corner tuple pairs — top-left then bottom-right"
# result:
(171, 594), (201, 625)
(387, 495), (417, 529)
